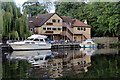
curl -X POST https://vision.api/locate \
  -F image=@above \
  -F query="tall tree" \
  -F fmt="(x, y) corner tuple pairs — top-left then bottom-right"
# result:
(22, 2), (48, 17)
(2, 2), (32, 40)
(55, 2), (120, 37)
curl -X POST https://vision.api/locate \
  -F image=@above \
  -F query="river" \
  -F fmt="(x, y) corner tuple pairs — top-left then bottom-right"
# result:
(1, 48), (120, 79)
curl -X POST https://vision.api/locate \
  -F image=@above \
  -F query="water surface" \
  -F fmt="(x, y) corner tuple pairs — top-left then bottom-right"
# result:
(2, 48), (120, 79)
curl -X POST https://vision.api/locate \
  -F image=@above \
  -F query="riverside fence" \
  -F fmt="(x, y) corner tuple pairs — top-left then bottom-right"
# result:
(92, 37), (118, 47)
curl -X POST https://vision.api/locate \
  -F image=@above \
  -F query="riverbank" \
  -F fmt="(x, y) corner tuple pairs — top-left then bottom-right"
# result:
(97, 42), (120, 48)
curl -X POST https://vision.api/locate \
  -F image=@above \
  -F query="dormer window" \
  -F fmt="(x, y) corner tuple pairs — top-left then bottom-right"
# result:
(52, 19), (56, 23)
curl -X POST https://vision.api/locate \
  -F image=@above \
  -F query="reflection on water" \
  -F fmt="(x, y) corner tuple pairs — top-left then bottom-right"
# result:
(2, 48), (120, 79)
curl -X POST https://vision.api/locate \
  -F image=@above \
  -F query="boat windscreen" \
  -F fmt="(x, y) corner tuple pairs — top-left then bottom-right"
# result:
(27, 38), (34, 40)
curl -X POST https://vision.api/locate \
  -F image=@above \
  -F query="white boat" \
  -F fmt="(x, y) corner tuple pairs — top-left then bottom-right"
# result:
(8, 34), (51, 50)
(79, 39), (97, 48)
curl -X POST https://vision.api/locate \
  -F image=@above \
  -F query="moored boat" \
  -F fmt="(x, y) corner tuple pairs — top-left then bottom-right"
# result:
(8, 34), (51, 50)
(79, 39), (97, 48)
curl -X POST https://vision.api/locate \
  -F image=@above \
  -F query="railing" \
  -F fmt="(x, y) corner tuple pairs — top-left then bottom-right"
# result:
(62, 31), (73, 41)
(63, 22), (90, 40)
(82, 32), (90, 39)
(62, 22), (74, 34)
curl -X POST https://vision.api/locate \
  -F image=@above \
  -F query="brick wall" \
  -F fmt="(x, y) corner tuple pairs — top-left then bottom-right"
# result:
(92, 37), (118, 43)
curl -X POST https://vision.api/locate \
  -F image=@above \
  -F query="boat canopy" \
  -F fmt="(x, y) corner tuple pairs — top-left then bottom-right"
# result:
(28, 34), (47, 39)
(82, 40), (95, 44)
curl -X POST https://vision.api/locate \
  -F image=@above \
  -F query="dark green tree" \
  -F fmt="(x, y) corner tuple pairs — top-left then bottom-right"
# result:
(22, 2), (48, 17)
(2, 2), (32, 40)
(55, 2), (120, 37)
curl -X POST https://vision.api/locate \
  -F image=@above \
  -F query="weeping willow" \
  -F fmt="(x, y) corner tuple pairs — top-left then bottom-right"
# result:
(2, 2), (31, 40)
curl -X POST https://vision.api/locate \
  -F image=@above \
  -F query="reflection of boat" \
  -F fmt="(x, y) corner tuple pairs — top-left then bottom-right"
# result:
(79, 39), (97, 48)
(79, 48), (96, 55)
(8, 34), (51, 50)
(9, 50), (51, 66)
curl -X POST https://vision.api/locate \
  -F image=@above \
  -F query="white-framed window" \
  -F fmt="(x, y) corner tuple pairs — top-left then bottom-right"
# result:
(77, 27), (80, 30)
(30, 28), (33, 31)
(47, 27), (51, 30)
(58, 28), (61, 31)
(77, 27), (86, 31)
(43, 27), (46, 30)
(81, 27), (83, 30)
(52, 19), (56, 23)
(52, 28), (56, 30)
(58, 19), (60, 23)
(83, 28), (86, 31)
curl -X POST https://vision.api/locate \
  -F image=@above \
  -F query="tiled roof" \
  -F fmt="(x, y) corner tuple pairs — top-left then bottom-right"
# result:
(72, 19), (91, 28)
(28, 13), (62, 27)
(36, 13), (55, 26)
(61, 16), (73, 22)
(28, 13), (91, 28)
(28, 18), (43, 28)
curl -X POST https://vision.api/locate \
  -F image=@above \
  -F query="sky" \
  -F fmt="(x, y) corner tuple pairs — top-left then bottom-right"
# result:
(14, 0), (55, 13)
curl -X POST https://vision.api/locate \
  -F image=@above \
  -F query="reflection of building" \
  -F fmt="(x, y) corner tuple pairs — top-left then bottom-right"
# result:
(28, 49), (92, 78)
(71, 55), (91, 74)
(31, 58), (63, 78)
(47, 59), (63, 78)
(28, 13), (91, 42)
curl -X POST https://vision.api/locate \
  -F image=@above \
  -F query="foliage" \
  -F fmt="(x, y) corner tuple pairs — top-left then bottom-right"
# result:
(2, 2), (32, 40)
(2, 59), (31, 79)
(22, 2), (49, 17)
(55, 2), (120, 37)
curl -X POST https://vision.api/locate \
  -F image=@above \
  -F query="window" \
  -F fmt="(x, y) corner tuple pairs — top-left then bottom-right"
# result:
(84, 28), (86, 31)
(74, 37), (76, 39)
(40, 57), (43, 60)
(43, 27), (46, 30)
(52, 28), (56, 30)
(25, 42), (30, 44)
(31, 42), (35, 44)
(46, 23), (53, 25)
(58, 19), (60, 23)
(77, 27), (80, 30)
(47, 27), (51, 30)
(81, 27), (83, 30)
(52, 19), (56, 23)
(40, 39), (44, 42)
(30, 28), (33, 31)
(77, 62), (80, 65)
(34, 39), (39, 41)
(58, 28), (61, 31)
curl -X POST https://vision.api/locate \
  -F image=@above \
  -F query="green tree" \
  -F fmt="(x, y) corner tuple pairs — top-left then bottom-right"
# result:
(2, 2), (32, 40)
(55, 2), (120, 37)
(22, 2), (48, 17)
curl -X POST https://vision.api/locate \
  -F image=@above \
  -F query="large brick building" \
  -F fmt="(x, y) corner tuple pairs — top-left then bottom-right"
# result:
(28, 13), (91, 42)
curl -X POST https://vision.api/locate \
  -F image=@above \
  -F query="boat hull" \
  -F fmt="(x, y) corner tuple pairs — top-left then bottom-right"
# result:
(10, 43), (51, 51)
(80, 44), (97, 48)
